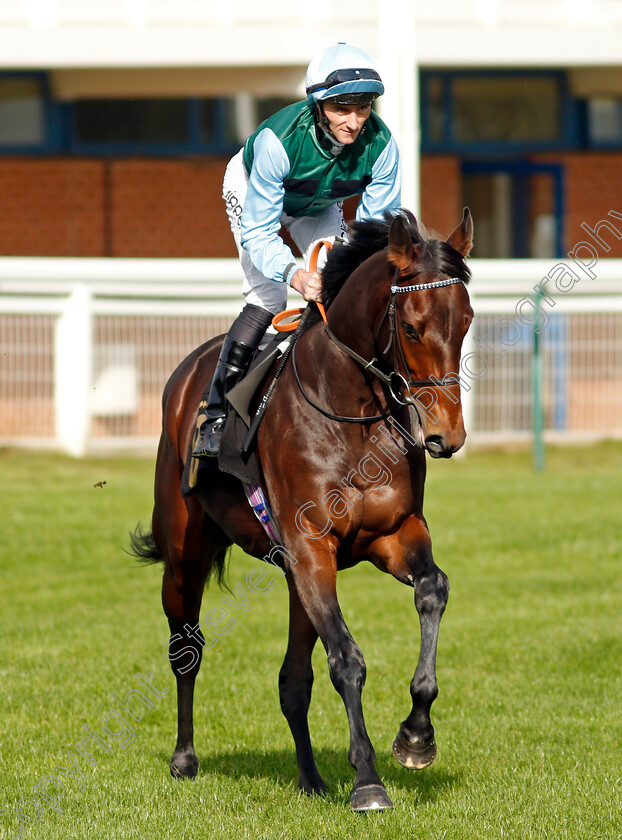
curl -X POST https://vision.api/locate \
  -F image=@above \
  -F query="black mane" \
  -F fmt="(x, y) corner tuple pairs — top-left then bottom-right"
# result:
(320, 212), (471, 312)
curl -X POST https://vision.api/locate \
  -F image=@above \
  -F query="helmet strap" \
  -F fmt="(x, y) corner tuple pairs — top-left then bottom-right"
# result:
(315, 103), (346, 156)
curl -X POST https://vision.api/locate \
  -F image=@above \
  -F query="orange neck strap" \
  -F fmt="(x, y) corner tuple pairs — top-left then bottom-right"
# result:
(271, 239), (332, 331)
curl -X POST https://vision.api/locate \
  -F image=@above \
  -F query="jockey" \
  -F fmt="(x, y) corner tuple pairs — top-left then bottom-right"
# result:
(193, 42), (402, 458)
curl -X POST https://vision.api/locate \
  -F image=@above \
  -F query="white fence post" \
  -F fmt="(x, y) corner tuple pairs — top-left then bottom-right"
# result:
(377, 0), (419, 216)
(54, 283), (93, 456)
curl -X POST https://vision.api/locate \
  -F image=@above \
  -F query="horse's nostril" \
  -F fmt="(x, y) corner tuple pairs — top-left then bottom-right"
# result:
(425, 435), (443, 450)
(424, 435), (453, 458)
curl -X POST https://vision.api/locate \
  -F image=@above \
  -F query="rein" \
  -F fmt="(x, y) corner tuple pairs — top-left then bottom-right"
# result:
(286, 241), (465, 425)
(291, 335), (387, 423)
(289, 240), (388, 423)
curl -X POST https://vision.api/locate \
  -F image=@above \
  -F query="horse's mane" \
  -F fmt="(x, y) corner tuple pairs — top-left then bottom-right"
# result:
(319, 211), (471, 312)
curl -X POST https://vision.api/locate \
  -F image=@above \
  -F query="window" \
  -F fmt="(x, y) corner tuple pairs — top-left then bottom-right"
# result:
(462, 161), (564, 258)
(452, 76), (560, 144)
(255, 96), (298, 126)
(0, 76), (46, 147)
(422, 71), (572, 152)
(71, 97), (241, 154)
(74, 99), (190, 145)
(587, 97), (622, 146)
(198, 98), (241, 148)
(0, 73), (244, 156)
(426, 76), (446, 145)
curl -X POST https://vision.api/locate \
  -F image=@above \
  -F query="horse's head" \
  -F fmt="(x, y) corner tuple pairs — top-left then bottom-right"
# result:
(386, 209), (474, 458)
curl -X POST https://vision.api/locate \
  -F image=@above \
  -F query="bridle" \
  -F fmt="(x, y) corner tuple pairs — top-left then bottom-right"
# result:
(291, 268), (465, 424)
(384, 274), (464, 402)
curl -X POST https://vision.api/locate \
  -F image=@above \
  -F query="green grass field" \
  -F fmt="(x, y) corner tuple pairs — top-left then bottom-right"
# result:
(1, 443), (620, 840)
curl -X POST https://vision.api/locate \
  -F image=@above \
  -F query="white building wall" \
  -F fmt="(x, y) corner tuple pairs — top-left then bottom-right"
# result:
(0, 0), (621, 69)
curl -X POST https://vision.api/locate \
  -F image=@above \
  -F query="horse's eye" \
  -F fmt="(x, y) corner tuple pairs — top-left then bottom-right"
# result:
(401, 321), (420, 341)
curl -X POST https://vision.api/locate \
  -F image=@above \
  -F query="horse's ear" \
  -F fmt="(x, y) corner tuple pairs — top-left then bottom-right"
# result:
(388, 213), (417, 273)
(399, 208), (418, 227)
(447, 207), (474, 257)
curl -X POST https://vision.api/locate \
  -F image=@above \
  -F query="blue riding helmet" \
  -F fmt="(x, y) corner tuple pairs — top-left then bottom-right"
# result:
(305, 43), (385, 105)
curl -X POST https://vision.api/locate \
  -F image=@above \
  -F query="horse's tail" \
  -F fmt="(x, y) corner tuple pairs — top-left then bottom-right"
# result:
(128, 525), (229, 588)
(128, 524), (163, 564)
(209, 548), (229, 590)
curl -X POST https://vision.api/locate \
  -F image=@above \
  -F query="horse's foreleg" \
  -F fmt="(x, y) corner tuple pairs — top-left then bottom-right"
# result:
(393, 556), (449, 770)
(278, 575), (325, 796)
(288, 555), (393, 811)
(372, 520), (449, 770)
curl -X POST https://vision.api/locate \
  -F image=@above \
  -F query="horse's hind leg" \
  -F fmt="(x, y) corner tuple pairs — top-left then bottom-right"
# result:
(156, 488), (227, 779)
(162, 555), (208, 778)
(279, 575), (326, 796)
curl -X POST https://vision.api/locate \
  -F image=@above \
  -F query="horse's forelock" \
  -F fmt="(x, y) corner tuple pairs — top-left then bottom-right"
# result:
(422, 238), (471, 285)
(399, 219), (471, 285)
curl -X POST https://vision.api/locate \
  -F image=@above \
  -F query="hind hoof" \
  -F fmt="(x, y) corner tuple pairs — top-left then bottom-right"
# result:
(350, 784), (393, 812)
(298, 774), (327, 797)
(392, 731), (437, 769)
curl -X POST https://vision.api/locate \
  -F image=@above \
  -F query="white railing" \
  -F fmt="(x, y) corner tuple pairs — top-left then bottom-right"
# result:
(0, 257), (300, 455)
(2, 256), (622, 455)
(461, 259), (622, 449)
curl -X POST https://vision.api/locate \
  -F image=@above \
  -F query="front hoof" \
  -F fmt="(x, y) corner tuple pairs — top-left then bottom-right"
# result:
(350, 784), (393, 812)
(392, 731), (437, 770)
(170, 749), (198, 779)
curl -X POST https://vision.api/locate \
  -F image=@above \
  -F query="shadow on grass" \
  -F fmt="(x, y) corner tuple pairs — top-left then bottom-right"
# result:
(157, 745), (463, 806)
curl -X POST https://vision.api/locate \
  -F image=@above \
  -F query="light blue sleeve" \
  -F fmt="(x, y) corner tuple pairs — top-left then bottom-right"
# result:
(240, 128), (298, 284)
(355, 136), (402, 222)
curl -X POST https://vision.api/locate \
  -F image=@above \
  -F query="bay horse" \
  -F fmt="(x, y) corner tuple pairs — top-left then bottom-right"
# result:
(132, 209), (474, 811)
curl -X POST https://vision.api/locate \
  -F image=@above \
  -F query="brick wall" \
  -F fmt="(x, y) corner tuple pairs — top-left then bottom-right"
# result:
(0, 158), (368, 258)
(0, 159), (105, 256)
(533, 152), (622, 257)
(0, 157), (236, 258)
(419, 155), (462, 239)
(1, 152), (621, 258)
(110, 159), (235, 257)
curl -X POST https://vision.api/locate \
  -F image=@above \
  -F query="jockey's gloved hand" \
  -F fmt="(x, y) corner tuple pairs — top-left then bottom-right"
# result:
(291, 269), (323, 302)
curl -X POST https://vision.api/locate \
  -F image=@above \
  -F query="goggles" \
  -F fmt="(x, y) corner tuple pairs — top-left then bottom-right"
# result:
(306, 67), (383, 95)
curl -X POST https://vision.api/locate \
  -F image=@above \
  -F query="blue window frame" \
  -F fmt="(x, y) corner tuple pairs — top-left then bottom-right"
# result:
(586, 96), (622, 149)
(462, 159), (565, 257)
(0, 72), (242, 157)
(0, 72), (64, 154)
(421, 70), (583, 155)
(67, 97), (241, 156)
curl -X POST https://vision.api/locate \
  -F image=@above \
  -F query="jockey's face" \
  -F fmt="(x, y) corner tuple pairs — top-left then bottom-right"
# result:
(321, 102), (372, 144)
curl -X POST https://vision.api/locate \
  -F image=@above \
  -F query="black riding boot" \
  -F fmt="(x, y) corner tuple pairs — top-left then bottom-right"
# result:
(192, 336), (256, 459)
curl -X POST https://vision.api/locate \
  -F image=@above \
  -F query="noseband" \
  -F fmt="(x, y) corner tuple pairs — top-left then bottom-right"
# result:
(292, 273), (465, 424)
